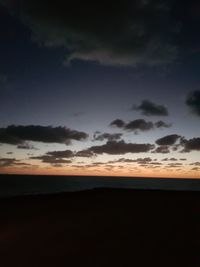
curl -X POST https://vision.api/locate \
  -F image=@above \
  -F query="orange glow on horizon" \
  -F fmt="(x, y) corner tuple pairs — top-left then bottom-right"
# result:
(1, 165), (200, 179)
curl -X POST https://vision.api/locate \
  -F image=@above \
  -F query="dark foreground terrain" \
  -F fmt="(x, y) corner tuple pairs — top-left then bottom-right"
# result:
(0, 188), (199, 267)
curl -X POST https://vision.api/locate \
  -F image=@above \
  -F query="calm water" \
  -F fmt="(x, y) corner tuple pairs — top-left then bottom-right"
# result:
(0, 174), (199, 197)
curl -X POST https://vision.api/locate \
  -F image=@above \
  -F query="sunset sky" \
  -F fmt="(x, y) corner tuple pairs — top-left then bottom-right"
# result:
(0, 0), (200, 178)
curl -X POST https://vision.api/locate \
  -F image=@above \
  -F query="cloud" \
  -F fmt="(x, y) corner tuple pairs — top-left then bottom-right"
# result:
(182, 137), (200, 152)
(75, 150), (95, 158)
(46, 150), (74, 158)
(30, 155), (72, 165)
(152, 146), (170, 153)
(132, 100), (168, 116)
(185, 90), (200, 116)
(191, 167), (200, 171)
(78, 140), (154, 155)
(110, 119), (171, 133)
(0, 0), (179, 66)
(166, 163), (183, 168)
(30, 149), (74, 166)
(156, 134), (181, 146)
(110, 119), (125, 128)
(162, 157), (177, 161)
(154, 120), (171, 128)
(0, 158), (18, 167)
(190, 162), (200, 166)
(93, 132), (123, 142)
(108, 157), (153, 164)
(0, 125), (88, 145)
(125, 119), (154, 132)
(0, 158), (32, 167)
(17, 143), (37, 150)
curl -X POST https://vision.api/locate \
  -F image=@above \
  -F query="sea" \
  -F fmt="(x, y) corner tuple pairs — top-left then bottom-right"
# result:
(0, 174), (200, 198)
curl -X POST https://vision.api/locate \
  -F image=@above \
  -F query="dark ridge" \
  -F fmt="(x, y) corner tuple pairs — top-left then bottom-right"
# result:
(0, 187), (199, 267)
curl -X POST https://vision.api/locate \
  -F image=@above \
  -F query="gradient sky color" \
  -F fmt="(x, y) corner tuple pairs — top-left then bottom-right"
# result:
(0, 0), (200, 178)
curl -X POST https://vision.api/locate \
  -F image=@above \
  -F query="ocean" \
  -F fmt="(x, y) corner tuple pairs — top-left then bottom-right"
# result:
(0, 174), (199, 198)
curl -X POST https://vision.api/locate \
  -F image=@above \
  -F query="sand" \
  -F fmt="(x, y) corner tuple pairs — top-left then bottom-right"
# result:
(0, 188), (199, 267)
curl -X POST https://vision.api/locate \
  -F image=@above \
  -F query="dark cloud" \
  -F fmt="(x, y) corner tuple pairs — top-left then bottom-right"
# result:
(155, 120), (171, 128)
(75, 150), (95, 158)
(156, 134), (181, 146)
(0, 125), (88, 145)
(132, 100), (168, 116)
(190, 162), (200, 166)
(162, 157), (177, 161)
(169, 157), (177, 161)
(110, 119), (171, 133)
(93, 132), (123, 142)
(182, 137), (200, 152)
(79, 140), (154, 155)
(0, 158), (31, 167)
(185, 90), (200, 116)
(30, 155), (72, 165)
(162, 158), (169, 161)
(0, 0), (181, 66)
(46, 150), (74, 158)
(166, 163), (183, 168)
(152, 145), (170, 153)
(17, 143), (37, 150)
(108, 157), (152, 164)
(125, 119), (154, 132)
(30, 149), (74, 166)
(110, 119), (125, 128)
(0, 158), (18, 167)
(191, 167), (200, 171)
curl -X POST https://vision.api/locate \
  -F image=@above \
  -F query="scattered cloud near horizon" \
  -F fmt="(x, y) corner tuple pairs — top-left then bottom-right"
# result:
(0, 158), (33, 168)
(78, 141), (155, 155)
(110, 119), (171, 133)
(93, 132), (123, 142)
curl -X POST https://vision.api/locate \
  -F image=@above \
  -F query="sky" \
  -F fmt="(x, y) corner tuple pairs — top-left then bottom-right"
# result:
(0, 0), (200, 178)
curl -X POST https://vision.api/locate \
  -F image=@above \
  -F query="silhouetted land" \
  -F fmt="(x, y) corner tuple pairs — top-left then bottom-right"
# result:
(0, 187), (199, 267)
